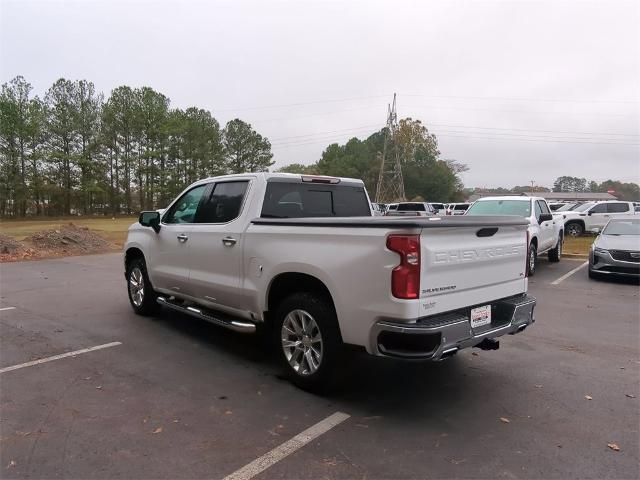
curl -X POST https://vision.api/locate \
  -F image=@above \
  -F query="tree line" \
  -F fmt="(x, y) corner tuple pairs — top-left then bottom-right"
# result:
(278, 118), (468, 203)
(0, 76), (274, 217)
(552, 176), (639, 200)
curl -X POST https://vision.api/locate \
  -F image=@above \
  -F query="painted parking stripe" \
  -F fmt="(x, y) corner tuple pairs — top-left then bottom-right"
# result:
(223, 411), (350, 480)
(551, 261), (589, 285)
(0, 341), (122, 374)
(0, 307), (16, 311)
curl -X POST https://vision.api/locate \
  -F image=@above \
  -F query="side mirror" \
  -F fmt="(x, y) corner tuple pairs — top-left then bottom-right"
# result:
(139, 211), (161, 233)
(539, 213), (553, 223)
(587, 211), (593, 216)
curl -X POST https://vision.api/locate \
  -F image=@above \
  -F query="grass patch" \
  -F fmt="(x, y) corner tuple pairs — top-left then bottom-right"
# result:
(0, 216), (137, 247)
(563, 235), (594, 255)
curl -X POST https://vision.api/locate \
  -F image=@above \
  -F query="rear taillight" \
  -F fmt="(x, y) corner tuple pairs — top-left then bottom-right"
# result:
(386, 235), (421, 299)
(525, 229), (530, 278)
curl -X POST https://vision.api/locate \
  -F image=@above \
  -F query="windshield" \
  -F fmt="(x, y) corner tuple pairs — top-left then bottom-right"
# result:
(573, 203), (595, 212)
(397, 203), (426, 212)
(466, 200), (531, 217)
(603, 219), (640, 235)
(556, 203), (577, 212)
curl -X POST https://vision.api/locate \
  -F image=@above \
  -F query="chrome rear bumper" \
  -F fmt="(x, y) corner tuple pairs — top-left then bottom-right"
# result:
(369, 294), (536, 359)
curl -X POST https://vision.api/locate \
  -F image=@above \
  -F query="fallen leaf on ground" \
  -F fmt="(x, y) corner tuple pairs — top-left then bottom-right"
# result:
(585, 395), (592, 400)
(6, 460), (16, 468)
(534, 384), (543, 388)
(625, 394), (636, 398)
(500, 417), (510, 423)
(225, 410), (233, 415)
(152, 427), (163, 434)
(173, 419), (179, 423)
(471, 352), (478, 356)
(447, 457), (467, 465)
(95, 386), (102, 390)
(607, 443), (620, 451)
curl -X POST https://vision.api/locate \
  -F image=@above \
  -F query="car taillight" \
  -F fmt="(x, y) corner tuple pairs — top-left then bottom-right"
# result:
(386, 235), (421, 299)
(525, 229), (530, 278)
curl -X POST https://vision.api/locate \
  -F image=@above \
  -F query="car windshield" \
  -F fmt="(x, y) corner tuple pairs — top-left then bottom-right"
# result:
(465, 200), (531, 217)
(602, 219), (640, 235)
(573, 203), (595, 212)
(556, 203), (577, 211)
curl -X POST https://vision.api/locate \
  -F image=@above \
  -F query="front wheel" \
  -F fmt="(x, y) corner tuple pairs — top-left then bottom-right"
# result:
(565, 222), (584, 237)
(548, 236), (562, 262)
(274, 292), (343, 392)
(126, 257), (160, 316)
(528, 243), (538, 276)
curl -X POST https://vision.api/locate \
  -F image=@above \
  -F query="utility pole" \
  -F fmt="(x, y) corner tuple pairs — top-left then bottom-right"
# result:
(530, 180), (535, 190)
(375, 94), (406, 203)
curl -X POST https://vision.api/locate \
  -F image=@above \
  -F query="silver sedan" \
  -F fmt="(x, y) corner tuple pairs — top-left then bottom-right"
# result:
(589, 217), (640, 279)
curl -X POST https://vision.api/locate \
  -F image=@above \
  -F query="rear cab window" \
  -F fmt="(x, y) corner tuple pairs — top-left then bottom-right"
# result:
(261, 180), (371, 218)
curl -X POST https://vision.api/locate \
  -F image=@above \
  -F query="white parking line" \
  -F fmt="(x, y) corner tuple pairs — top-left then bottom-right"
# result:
(223, 411), (350, 480)
(551, 261), (589, 285)
(0, 306), (16, 311)
(0, 341), (122, 374)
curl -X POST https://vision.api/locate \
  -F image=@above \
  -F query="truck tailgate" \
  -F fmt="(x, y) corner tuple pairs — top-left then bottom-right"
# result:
(420, 224), (528, 315)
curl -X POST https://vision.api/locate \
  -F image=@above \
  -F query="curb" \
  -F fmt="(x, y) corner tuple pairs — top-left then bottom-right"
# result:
(563, 253), (588, 259)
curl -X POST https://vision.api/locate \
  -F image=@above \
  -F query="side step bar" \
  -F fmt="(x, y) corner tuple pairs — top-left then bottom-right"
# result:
(156, 297), (256, 333)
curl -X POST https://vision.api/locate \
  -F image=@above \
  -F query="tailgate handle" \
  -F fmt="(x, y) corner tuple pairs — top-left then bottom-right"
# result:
(476, 227), (498, 237)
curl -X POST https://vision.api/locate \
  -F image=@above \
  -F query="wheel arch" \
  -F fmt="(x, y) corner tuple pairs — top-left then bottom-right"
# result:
(125, 247), (145, 270)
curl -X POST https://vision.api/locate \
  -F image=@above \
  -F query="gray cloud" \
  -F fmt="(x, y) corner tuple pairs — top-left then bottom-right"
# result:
(2, 0), (638, 188)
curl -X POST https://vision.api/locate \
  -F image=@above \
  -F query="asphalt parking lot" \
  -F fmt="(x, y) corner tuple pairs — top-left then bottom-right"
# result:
(1, 254), (638, 479)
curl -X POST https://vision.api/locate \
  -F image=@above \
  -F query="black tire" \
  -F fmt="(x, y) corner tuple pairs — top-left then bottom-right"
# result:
(528, 243), (538, 276)
(273, 292), (343, 393)
(126, 257), (160, 316)
(565, 221), (584, 237)
(548, 235), (562, 262)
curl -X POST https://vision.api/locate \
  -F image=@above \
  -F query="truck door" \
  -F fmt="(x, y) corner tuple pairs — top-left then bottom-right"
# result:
(149, 183), (209, 295)
(535, 200), (555, 251)
(187, 180), (251, 311)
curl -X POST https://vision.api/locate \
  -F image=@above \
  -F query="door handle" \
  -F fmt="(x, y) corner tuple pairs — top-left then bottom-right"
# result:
(222, 236), (237, 246)
(177, 234), (189, 242)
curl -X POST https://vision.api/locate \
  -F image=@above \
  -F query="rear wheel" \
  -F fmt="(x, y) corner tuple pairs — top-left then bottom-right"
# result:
(528, 243), (538, 276)
(126, 257), (160, 316)
(274, 292), (343, 392)
(548, 236), (562, 262)
(565, 222), (583, 237)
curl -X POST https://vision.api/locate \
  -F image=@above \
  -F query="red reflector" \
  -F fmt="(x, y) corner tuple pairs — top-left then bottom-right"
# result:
(386, 235), (421, 299)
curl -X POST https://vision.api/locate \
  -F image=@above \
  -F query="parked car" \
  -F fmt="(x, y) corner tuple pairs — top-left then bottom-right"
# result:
(125, 173), (535, 391)
(446, 203), (470, 215)
(589, 217), (640, 279)
(554, 202), (584, 212)
(560, 201), (637, 237)
(548, 202), (568, 211)
(427, 202), (447, 215)
(465, 196), (564, 275)
(371, 203), (386, 216)
(385, 202), (436, 216)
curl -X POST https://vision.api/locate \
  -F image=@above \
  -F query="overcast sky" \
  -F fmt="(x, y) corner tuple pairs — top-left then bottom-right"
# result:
(1, 0), (638, 188)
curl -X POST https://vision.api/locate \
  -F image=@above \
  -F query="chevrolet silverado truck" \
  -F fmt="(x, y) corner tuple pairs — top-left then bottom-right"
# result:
(124, 173), (536, 391)
(465, 196), (564, 275)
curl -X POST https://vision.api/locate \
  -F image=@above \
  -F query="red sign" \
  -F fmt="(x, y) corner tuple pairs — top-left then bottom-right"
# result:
(607, 189), (615, 194)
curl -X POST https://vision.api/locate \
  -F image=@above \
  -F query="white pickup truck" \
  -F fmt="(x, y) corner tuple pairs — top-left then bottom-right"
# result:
(124, 173), (536, 391)
(464, 196), (564, 275)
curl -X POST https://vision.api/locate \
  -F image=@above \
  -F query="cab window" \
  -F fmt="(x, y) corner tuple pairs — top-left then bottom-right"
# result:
(589, 203), (607, 214)
(607, 203), (629, 213)
(163, 184), (208, 224)
(195, 181), (249, 223)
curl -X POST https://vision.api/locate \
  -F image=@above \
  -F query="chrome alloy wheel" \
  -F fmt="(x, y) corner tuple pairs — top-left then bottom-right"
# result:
(129, 267), (145, 307)
(529, 249), (536, 272)
(281, 309), (323, 376)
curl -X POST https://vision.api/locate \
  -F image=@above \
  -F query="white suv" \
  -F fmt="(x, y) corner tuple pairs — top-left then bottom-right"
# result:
(560, 201), (637, 236)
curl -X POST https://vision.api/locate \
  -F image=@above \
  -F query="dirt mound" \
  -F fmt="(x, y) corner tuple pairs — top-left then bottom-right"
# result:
(0, 234), (25, 254)
(25, 223), (113, 255)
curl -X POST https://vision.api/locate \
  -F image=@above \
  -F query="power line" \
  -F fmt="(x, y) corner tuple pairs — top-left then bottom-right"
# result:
(425, 122), (639, 138)
(404, 104), (636, 118)
(269, 123), (382, 142)
(215, 94), (389, 113)
(400, 93), (640, 105)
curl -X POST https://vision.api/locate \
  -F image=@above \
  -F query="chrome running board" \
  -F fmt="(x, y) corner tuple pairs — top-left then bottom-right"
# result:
(156, 297), (256, 333)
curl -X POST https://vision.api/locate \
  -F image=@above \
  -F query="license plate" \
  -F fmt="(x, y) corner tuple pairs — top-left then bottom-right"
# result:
(470, 305), (492, 328)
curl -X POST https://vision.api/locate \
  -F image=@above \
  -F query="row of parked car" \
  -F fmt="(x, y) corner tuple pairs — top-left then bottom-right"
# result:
(373, 197), (639, 278)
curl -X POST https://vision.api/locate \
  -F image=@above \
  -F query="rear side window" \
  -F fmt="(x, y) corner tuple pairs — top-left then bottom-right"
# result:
(607, 203), (629, 213)
(261, 182), (371, 218)
(397, 203), (426, 211)
(196, 181), (249, 223)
